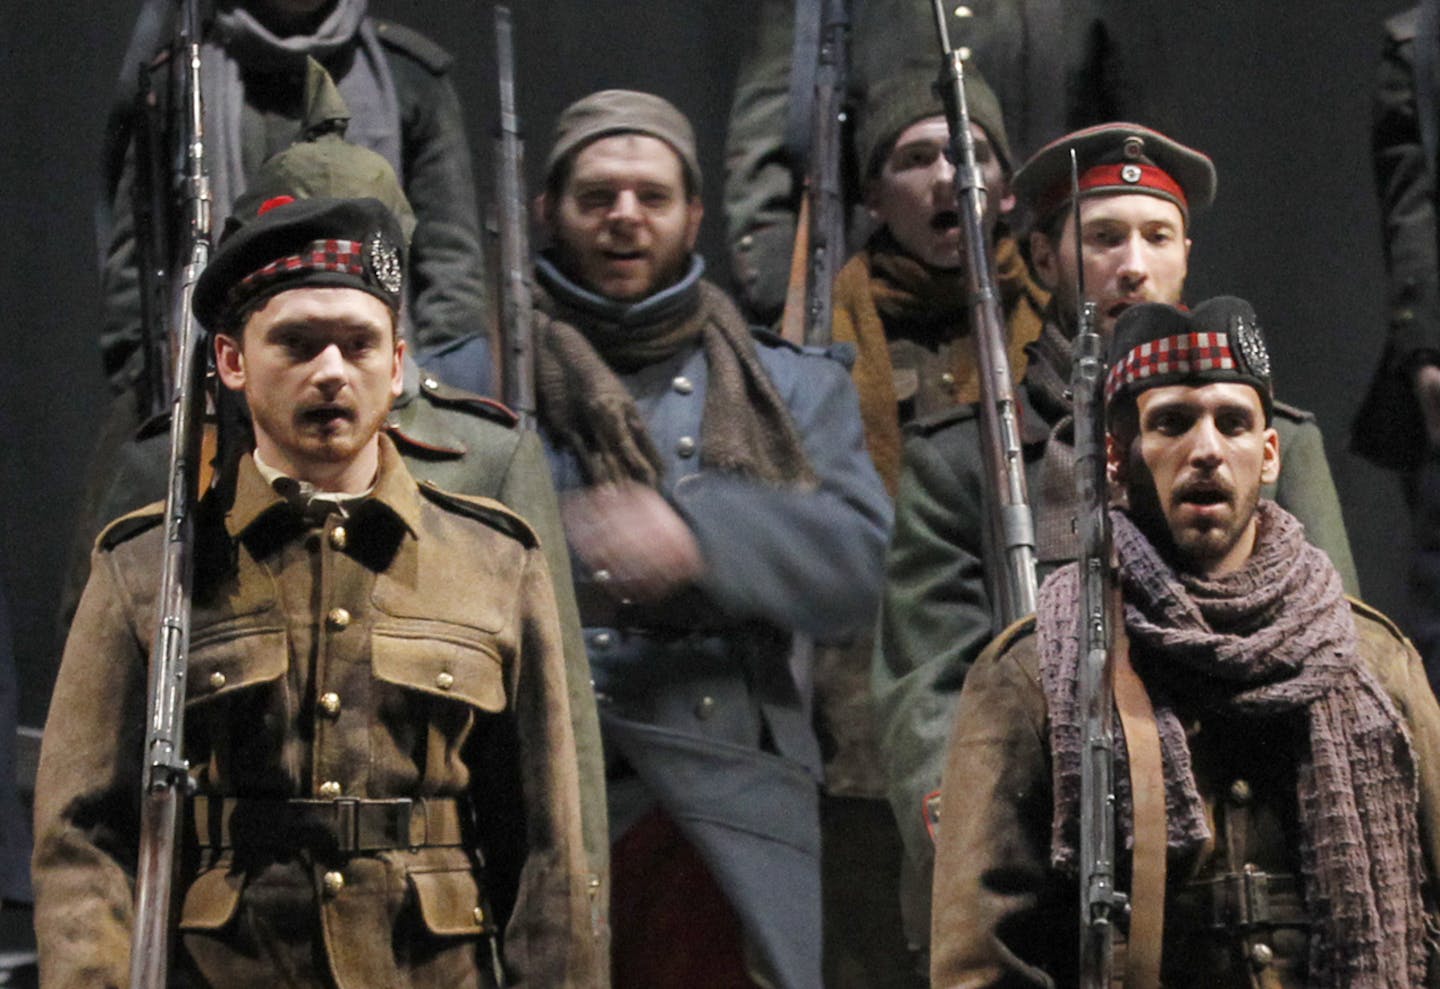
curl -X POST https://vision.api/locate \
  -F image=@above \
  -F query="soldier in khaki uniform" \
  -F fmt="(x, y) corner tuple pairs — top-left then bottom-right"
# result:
(58, 72), (614, 971)
(932, 297), (1440, 987)
(33, 196), (594, 987)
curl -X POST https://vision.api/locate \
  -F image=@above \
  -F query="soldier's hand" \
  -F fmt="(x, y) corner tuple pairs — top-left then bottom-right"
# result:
(562, 481), (705, 603)
(1414, 363), (1440, 448)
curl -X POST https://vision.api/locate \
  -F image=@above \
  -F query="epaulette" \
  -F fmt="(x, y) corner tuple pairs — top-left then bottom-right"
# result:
(417, 374), (519, 428)
(372, 20), (453, 74)
(1271, 399), (1316, 424)
(1386, 7), (1419, 43)
(903, 402), (979, 438)
(1347, 595), (1412, 645)
(97, 503), (165, 552)
(749, 327), (856, 368)
(418, 481), (538, 549)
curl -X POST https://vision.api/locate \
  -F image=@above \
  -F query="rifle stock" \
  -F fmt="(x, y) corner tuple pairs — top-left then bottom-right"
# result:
(928, 0), (1037, 626)
(129, 1), (211, 984)
(493, 4), (536, 431)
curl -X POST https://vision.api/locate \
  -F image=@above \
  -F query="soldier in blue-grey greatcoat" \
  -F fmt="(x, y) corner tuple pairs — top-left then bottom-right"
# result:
(528, 89), (891, 989)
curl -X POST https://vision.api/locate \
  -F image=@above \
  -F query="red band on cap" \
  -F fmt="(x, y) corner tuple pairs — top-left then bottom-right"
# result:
(258, 194), (296, 216)
(1038, 162), (1189, 222)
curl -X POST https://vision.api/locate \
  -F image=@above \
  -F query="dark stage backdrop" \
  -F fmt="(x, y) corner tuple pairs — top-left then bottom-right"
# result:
(0, 1), (1418, 729)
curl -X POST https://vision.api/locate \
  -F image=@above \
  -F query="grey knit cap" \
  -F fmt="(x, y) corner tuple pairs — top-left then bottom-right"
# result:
(857, 60), (1012, 180)
(544, 89), (702, 195)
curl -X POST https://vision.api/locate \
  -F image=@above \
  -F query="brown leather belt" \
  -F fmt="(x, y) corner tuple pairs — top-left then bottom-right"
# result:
(190, 795), (466, 853)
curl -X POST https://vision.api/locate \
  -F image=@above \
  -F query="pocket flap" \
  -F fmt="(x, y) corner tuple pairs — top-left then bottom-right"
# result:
(409, 867), (492, 936)
(187, 628), (288, 705)
(372, 631), (506, 711)
(178, 867), (243, 931)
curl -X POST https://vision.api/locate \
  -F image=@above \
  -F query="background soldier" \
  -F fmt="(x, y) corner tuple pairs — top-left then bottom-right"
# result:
(723, 0), (1159, 324)
(34, 195), (594, 987)
(1356, 1), (1440, 690)
(532, 89), (890, 988)
(874, 122), (1359, 953)
(818, 62), (1043, 985)
(932, 297), (1440, 987)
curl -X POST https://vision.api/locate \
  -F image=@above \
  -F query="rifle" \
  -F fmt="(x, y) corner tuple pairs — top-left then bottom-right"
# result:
(780, 0), (849, 347)
(928, 0), (1037, 626)
(1070, 149), (1126, 989)
(129, 0), (212, 984)
(493, 4), (536, 431)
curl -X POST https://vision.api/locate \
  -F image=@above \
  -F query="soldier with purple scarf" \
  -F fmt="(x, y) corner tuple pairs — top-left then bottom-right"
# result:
(932, 297), (1440, 987)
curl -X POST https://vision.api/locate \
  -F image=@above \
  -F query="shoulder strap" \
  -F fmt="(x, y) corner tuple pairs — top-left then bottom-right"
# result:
(1112, 589), (1165, 989)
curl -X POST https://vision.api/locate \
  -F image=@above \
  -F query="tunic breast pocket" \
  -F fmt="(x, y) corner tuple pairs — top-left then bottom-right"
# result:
(184, 624), (289, 787)
(371, 628), (508, 783)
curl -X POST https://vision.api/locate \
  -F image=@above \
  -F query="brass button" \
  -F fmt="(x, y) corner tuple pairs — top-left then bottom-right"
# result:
(326, 607), (351, 630)
(1249, 942), (1274, 967)
(940, 372), (956, 388)
(592, 632), (614, 650)
(322, 870), (345, 896)
(1229, 779), (1252, 805)
(593, 568), (612, 584)
(676, 436), (697, 458)
(319, 780), (343, 799)
(329, 526), (347, 551)
(954, 4), (974, 16)
(423, 376), (440, 390)
(208, 671), (226, 690)
(319, 692), (341, 717)
(472, 906), (485, 926)
(957, 45), (972, 60)
(672, 376), (694, 395)
(695, 696), (716, 720)
(739, 234), (754, 249)
(436, 671), (455, 690)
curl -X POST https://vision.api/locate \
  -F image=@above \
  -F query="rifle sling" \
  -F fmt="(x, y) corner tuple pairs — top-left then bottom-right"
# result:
(1112, 595), (1165, 989)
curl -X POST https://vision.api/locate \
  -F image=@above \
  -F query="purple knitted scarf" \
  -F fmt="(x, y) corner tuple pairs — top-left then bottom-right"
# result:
(1038, 502), (1426, 987)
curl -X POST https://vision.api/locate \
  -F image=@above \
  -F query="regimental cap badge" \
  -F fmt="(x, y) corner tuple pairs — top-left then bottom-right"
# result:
(367, 230), (403, 296)
(1122, 135), (1145, 160)
(1230, 310), (1271, 380)
(1120, 163), (1142, 184)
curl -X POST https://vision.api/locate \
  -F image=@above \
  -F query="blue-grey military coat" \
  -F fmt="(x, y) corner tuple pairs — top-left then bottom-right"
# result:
(536, 260), (892, 989)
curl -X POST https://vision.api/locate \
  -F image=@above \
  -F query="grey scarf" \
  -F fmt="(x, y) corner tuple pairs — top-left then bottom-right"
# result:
(203, 0), (400, 225)
(1038, 503), (1427, 987)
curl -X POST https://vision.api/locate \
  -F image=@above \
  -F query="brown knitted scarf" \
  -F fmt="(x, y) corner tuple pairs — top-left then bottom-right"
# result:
(1037, 502), (1426, 987)
(534, 263), (814, 489)
(830, 230), (1047, 494)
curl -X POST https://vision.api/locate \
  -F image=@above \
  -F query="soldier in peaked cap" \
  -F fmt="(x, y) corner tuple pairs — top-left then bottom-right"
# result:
(34, 194), (596, 988)
(931, 297), (1440, 987)
(872, 123), (1359, 958)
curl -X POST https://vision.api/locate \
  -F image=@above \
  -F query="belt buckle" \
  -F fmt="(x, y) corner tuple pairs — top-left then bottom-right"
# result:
(331, 798), (361, 854)
(1239, 865), (1271, 931)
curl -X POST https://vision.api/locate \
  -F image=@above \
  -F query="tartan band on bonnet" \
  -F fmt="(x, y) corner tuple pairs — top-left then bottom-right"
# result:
(194, 196), (406, 332)
(229, 237), (368, 309)
(1105, 298), (1274, 419)
(1105, 331), (1235, 402)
